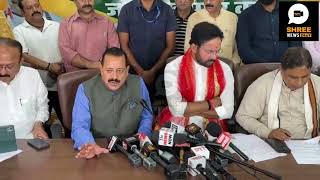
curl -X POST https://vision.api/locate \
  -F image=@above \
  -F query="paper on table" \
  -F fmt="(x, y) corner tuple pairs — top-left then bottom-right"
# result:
(285, 136), (320, 165)
(0, 149), (22, 162)
(231, 133), (287, 162)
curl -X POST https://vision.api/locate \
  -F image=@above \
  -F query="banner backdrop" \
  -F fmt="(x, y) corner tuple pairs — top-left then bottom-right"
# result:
(3, 0), (258, 26)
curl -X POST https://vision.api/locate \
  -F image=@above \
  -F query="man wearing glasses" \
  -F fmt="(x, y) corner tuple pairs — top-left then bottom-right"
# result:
(157, 22), (234, 132)
(72, 47), (153, 159)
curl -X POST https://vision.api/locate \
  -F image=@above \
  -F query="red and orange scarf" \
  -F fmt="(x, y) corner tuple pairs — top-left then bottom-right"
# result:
(155, 49), (228, 131)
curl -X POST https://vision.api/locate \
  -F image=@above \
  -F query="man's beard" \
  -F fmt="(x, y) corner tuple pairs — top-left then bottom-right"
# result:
(195, 53), (214, 67)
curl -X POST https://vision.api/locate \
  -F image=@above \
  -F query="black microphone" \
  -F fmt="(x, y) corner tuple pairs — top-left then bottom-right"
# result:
(131, 144), (157, 170)
(107, 136), (142, 168)
(209, 160), (236, 180)
(207, 122), (249, 161)
(185, 123), (207, 142)
(122, 136), (157, 170)
(207, 146), (282, 180)
(150, 131), (221, 148)
(142, 142), (180, 179)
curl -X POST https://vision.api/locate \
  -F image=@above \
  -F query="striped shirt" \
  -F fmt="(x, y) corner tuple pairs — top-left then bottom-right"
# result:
(173, 8), (195, 56)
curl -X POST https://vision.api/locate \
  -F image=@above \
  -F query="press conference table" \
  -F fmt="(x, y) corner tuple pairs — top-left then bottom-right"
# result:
(0, 139), (319, 180)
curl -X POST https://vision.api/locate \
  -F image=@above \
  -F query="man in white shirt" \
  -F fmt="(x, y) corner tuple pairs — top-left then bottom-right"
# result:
(157, 22), (234, 131)
(13, 0), (63, 125)
(0, 37), (48, 139)
(236, 47), (320, 140)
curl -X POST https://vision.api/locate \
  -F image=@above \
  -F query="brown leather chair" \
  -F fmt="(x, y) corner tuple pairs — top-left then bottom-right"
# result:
(230, 63), (280, 133)
(219, 57), (235, 73)
(234, 63), (280, 109)
(57, 69), (99, 130)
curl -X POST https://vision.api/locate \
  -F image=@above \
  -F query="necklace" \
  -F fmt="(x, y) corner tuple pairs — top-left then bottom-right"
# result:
(139, 6), (160, 23)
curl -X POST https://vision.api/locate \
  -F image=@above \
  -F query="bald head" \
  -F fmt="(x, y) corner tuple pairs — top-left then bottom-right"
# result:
(0, 38), (23, 84)
(0, 37), (22, 57)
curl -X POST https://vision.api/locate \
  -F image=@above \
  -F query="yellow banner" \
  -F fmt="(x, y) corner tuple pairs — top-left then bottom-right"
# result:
(0, 11), (14, 39)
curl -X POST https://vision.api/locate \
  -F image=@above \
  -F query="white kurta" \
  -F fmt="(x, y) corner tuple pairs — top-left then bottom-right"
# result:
(236, 70), (320, 139)
(164, 56), (234, 130)
(0, 66), (49, 139)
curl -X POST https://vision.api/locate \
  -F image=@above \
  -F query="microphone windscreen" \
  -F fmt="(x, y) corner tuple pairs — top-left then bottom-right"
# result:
(183, 151), (194, 162)
(206, 122), (222, 137)
(150, 131), (159, 143)
(173, 133), (188, 144)
(162, 121), (171, 128)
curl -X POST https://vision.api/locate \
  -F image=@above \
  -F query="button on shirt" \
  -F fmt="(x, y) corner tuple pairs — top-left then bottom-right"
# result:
(0, 67), (49, 139)
(59, 13), (119, 72)
(117, 0), (177, 70)
(13, 18), (61, 91)
(236, 1), (302, 63)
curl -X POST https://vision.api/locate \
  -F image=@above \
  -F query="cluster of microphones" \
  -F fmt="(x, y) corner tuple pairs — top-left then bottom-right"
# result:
(106, 122), (282, 180)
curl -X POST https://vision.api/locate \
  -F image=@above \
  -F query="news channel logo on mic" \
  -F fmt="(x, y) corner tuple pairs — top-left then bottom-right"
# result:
(279, 1), (319, 41)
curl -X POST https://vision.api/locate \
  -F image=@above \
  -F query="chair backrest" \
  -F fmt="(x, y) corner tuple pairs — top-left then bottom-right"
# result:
(219, 57), (235, 73)
(57, 69), (99, 130)
(234, 63), (280, 110)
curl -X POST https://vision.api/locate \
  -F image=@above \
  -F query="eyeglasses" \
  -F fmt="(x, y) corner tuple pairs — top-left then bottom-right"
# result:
(200, 47), (222, 56)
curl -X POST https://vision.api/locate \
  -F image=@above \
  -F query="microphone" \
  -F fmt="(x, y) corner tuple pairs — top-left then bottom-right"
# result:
(185, 152), (220, 179)
(142, 142), (180, 179)
(162, 121), (185, 133)
(122, 136), (157, 170)
(185, 123), (207, 142)
(131, 144), (157, 170)
(151, 131), (221, 148)
(207, 146), (282, 180)
(107, 136), (142, 168)
(207, 122), (249, 161)
(191, 145), (210, 159)
(158, 149), (177, 164)
(209, 160), (236, 180)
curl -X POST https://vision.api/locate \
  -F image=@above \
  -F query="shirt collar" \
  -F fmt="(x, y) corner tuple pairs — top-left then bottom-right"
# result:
(135, 0), (162, 10)
(73, 11), (104, 21)
(21, 18), (52, 31)
(174, 8), (195, 20)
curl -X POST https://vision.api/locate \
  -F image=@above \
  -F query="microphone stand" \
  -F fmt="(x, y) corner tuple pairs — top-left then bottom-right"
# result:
(206, 146), (282, 180)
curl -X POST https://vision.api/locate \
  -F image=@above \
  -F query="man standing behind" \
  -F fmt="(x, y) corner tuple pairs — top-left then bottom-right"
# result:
(236, 0), (301, 64)
(184, 0), (241, 65)
(59, 0), (119, 72)
(72, 47), (153, 159)
(173, 0), (195, 56)
(158, 22), (234, 131)
(236, 47), (320, 140)
(0, 37), (48, 139)
(117, 0), (176, 88)
(14, 0), (63, 124)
